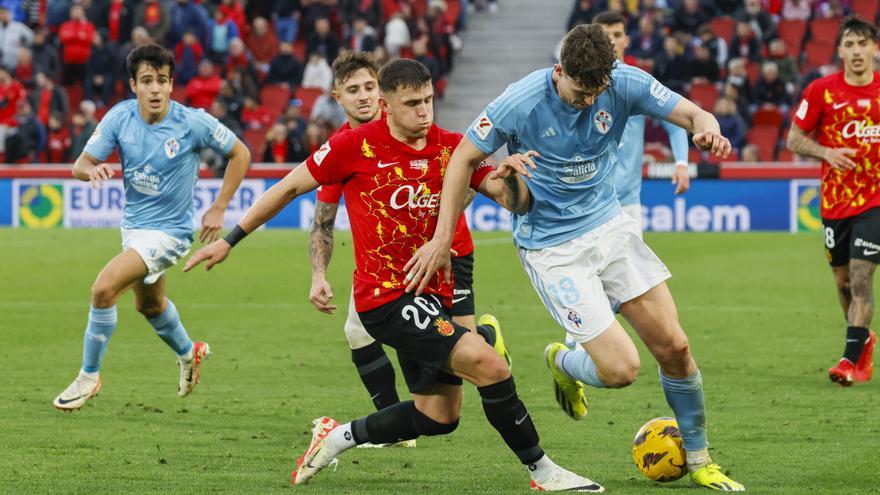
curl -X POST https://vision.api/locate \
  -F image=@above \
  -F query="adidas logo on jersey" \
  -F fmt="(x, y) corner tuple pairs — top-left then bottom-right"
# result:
(542, 127), (557, 138)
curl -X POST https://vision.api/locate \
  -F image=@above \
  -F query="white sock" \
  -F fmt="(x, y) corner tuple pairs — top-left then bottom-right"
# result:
(324, 422), (357, 458)
(79, 369), (99, 380)
(178, 347), (195, 362)
(526, 454), (558, 482)
(686, 448), (712, 471)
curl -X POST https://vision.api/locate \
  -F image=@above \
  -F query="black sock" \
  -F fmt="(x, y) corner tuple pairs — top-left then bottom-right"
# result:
(476, 324), (496, 346)
(351, 342), (400, 411)
(478, 377), (544, 465)
(352, 400), (459, 445)
(844, 326), (870, 363)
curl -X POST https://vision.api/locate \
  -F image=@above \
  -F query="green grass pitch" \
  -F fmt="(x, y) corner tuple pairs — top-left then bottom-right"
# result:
(1, 228), (877, 494)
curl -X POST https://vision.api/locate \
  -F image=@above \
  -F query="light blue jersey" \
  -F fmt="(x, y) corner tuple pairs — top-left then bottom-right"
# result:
(466, 64), (681, 249)
(84, 100), (235, 240)
(615, 115), (689, 206)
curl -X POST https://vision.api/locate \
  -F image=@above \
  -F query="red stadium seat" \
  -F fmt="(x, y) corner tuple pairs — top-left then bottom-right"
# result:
(689, 82), (719, 111)
(709, 16), (735, 43)
(260, 84), (291, 110)
(293, 39), (307, 61)
(809, 19), (840, 42)
(171, 85), (188, 103)
(777, 19), (807, 55)
(295, 87), (323, 117)
(243, 128), (267, 158)
(853, 0), (879, 21)
(804, 40), (836, 71)
(65, 84), (84, 113)
(752, 105), (785, 128)
(745, 61), (761, 86)
(747, 125), (780, 161)
(688, 147), (705, 164)
(777, 148), (795, 162)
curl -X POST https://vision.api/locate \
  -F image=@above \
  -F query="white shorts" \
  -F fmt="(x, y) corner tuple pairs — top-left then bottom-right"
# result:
(620, 203), (643, 238)
(121, 228), (191, 285)
(344, 289), (376, 349)
(517, 213), (670, 343)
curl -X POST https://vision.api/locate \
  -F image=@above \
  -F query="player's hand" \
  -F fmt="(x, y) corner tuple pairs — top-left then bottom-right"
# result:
(183, 240), (231, 272)
(672, 164), (690, 195)
(823, 147), (857, 171)
(309, 274), (337, 314)
(692, 132), (731, 159)
(199, 205), (225, 243)
(489, 150), (540, 180)
(88, 163), (114, 189)
(403, 238), (453, 295)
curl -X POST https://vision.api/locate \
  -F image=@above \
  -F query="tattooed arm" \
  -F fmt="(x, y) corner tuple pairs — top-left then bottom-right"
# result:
(309, 200), (339, 314)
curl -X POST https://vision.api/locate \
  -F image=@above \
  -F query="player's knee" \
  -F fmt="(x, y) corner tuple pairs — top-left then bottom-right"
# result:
(90, 281), (117, 308)
(655, 336), (691, 366)
(135, 298), (165, 318)
(414, 409), (459, 436)
(602, 360), (639, 388)
(473, 348), (511, 384)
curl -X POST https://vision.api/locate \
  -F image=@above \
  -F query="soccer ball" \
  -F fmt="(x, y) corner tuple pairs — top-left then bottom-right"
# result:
(632, 417), (687, 482)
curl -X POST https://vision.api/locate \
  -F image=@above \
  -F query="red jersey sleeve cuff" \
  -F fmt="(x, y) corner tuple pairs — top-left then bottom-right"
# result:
(469, 160), (494, 190)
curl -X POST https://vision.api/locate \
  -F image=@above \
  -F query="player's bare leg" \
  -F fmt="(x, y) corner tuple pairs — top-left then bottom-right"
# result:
(831, 259), (877, 384)
(454, 314), (512, 368)
(831, 266), (853, 319)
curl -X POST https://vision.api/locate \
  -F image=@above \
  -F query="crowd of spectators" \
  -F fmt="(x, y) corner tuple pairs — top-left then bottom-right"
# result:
(0, 0), (475, 167)
(566, 0), (878, 161)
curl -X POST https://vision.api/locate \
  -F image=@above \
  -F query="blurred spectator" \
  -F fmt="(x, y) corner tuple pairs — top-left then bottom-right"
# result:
(245, 16), (278, 74)
(59, 4), (95, 85)
(210, 99), (242, 136)
(280, 98), (307, 140)
(695, 24), (728, 70)
(169, 0), (209, 47)
(70, 107), (97, 159)
(734, 0), (776, 42)
(310, 91), (346, 128)
(347, 16), (378, 53)
(45, 111), (71, 163)
(726, 58), (755, 105)
(413, 35), (441, 83)
(31, 72), (69, 127)
(219, 0), (248, 39)
(85, 31), (117, 107)
(225, 38), (258, 91)
(339, 0), (381, 27)
(241, 95), (272, 130)
(754, 61), (791, 108)
(207, 8), (240, 64)
(0, 4), (33, 71)
(568, 0), (599, 30)
(722, 81), (752, 123)
(730, 21), (762, 63)
(216, 79), (243, 121)
(135, 0), (170, 44)
(31, 28), (61, 81)
(14, 47), (35, 89)
(782, 0), (813, 20)
(101, 0), (134, 45)
(6, 100), (44, 162)
(669, 0), (711, 36)
(741, 143), (760, 162)
(302, 121), (329, 155)
(800, 62), (838, 90)
(0, 65), (26, 154)
(767, 38), (799, 87)
(301, 53), (333, 91)
(372, 45), (389, 67)
(307, 17), (340, 64)
(384, 13), (411, 58)
(118, 26), (152, 78)
(186, 59), (221, 110)
(714, 97), (747, 154)
(654, 35), (690, 94)
(272, 0), (301, 43)
(174, 30), (203, 85)
(815, 0), (850, 19)
(266, 41), (304, 88)
(690, 44), (720, 83)
(263, 122), (297, 163)
(712, 0), (744, 15)
(630, 15), (664, 64)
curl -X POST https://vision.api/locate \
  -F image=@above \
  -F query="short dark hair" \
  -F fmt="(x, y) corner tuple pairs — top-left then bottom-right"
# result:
(836, 15), (879, 46)
(378, 58), (431, 93)
(332, 49), (380, 87)
(560, 24), (616, 91)
(592, 10), (626, 27)
(126, 43), (175, 80)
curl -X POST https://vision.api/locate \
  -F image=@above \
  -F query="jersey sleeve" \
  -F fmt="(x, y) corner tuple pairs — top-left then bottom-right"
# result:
(189, 108), (236, 156)
(660, 119), (689, 164)
(465, 88), (519, 155)
(619, 67), (682, 121)
(83, 103), (123, 161)
(316, 183), (343, 203)
(305, 131), (357, 186)
(792, 81), (822, 134)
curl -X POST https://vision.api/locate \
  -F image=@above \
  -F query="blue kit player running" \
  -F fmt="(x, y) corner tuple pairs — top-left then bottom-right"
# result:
(53, 44), (251, 411)
(592, 12), (691, 230)
(406, 25), (745, 491)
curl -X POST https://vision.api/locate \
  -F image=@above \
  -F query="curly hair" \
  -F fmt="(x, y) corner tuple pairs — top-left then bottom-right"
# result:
(332, 49), (380, 88)
(126, 43), (175, 80)
(559, 24), (616, 92)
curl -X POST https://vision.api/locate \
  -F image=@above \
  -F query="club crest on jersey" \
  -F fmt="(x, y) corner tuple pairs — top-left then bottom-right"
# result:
(567, 310), (582, 329)
(473, 112), (493, 140)
(164, 137), (180, 159)
(593, 109), (612, 134)
(435, 318), (455, 337)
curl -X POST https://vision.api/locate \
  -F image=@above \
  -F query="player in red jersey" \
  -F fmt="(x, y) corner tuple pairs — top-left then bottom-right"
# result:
(308, 52), (510, 434)
(185, 59), (603, 492)
(788, 16), (879, 386)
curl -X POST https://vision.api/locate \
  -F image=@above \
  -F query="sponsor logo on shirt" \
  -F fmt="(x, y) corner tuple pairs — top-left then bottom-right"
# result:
(841, 120), (880, 141)
(164, 137), (180, 159)
(410, 159), (428, 170)
(561, 155), (600, 184)
(313, 142), (331, 165)
(593, 109), (612, 134)
(131, 163), (161, 196)
(650, 80), (672, 106)
(389, 183), (440, 211)
(473, 112), (493, 140)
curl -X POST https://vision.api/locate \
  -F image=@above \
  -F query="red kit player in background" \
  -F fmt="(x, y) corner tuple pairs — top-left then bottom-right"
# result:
(787, 16), (879, 386)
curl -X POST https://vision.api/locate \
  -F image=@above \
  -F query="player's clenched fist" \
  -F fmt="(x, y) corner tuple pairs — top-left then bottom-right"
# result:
(692, 132), (731, 159)
(184, 239), (231, 272)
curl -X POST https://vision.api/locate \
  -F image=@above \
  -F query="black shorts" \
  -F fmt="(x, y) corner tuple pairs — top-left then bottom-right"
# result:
(451, 253), (475, 317)
(358, 293), (469, 393)
(823, 208), (880, 267)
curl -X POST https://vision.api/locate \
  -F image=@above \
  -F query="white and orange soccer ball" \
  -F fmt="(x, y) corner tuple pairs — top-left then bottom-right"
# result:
(632, 417), (687, 482)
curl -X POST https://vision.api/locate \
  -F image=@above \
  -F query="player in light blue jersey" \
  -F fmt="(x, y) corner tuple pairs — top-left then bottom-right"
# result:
(53, 44), (251, 411)
(406, 24), (745, 491)
(592, 13), (691, 231)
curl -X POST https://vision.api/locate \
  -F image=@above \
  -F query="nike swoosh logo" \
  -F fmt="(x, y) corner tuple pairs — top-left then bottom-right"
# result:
(377, 161), (399, 169)
(864, 249), (879, 256)
(846, 339), (860, 342)
(452, 296), (467, 303)
(833, 102), (848, 110)
(57, 395), (83, 405)
(370, 393), (380, 400)
(514, 414), (529, 425)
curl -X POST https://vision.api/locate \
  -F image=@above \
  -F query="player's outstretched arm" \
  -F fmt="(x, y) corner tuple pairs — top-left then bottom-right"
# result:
(664, 97), (732, 159)
(404, 137), (490, 295)
(200, 139), (252, 244)
(479, 150), (537, 214)
(787, 125), (856, 170)
(660, 120), (691, 195)
(71, 152), (115, 189)
(184, 163), (320, 272)
(309, 200), (339, 314)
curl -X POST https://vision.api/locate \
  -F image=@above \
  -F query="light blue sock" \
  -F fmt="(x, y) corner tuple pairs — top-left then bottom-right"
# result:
(147, 299), (193, 357)
(556, 348), (605, 388)
(660, 369), (708, 451)
(82, 305), (118, 373)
